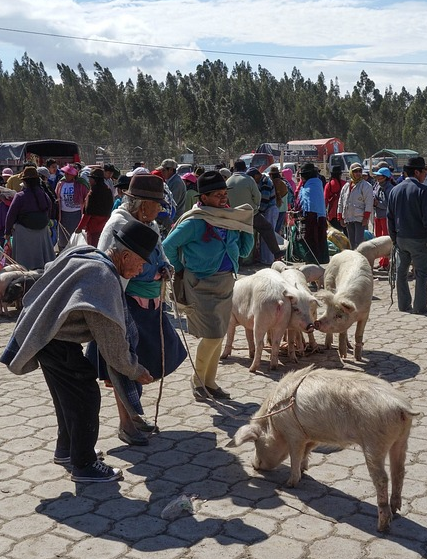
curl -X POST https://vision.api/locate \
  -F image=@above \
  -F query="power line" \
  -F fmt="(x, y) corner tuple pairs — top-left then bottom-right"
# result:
(1, 26), (427, 67)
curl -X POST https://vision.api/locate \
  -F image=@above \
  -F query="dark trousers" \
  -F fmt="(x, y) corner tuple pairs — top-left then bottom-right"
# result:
(37, 339), (99, 468)
(253, 212), (281, 256)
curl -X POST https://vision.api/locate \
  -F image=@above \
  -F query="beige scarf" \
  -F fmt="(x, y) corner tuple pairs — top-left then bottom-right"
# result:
(172, 203), (254, 234)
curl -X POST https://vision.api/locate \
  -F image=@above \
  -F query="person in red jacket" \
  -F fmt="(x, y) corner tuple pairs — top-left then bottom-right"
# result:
(324, 165), (346, 231)
(75, 169), (113, 247)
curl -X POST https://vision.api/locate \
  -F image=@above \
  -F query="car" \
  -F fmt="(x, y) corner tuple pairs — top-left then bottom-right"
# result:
(177, 164), (193, 176)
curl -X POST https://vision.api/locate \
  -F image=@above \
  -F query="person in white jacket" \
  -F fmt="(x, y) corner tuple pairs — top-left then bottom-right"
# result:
(337, 162), (373, 249)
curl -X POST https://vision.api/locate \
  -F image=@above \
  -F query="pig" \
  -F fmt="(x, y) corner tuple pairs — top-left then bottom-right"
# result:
(228, 365), (418, 532)
(298, 263), (325, 289)
(356, 235), (393, 269)
(314, 250), (373, 360)
(0, 269), (31, 316)
(221, 269), (316, 372)
(279, 267), (320, 361)
(2, 270), (43, 313)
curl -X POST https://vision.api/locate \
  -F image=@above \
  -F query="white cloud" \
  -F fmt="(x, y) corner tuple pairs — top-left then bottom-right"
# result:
(1, 0), (427, 93)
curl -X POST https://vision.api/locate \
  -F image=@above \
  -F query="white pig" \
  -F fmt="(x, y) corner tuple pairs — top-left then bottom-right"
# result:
(298, 263), (325, 289)
(356, 235), (393, 268)
(279, 267), (320, 361)
(228, 365), (418, 532)
(221, 269), (316, 372)
(314, 250), (373, 360)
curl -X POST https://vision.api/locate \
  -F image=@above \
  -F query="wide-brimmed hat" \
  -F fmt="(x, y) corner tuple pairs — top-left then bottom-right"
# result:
(160, 159), (177, 170)
(113, 221), (159, 263)
(405, 156), (426, 170)
(300, 162), (317, 175)
(89, 168), (105, 179)
(126, 174), (164, 202)
(21, 167), (40, 180)
(116, 174), (131, 190)
(197, 170), (227, 195)
(61, 164), (78, 176)
(331, 165), (342, 175)
(246, 167), (261, 178)
(349, 162), (363, 172)
(1, 167), (13, 178)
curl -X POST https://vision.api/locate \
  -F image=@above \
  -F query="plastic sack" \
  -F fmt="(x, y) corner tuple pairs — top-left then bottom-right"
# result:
(161, 494), (197, 520)
(66, 231), (87, 249)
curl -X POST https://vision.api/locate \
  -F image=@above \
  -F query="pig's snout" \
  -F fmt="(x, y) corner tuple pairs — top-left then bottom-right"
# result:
(305, 323), (315, 333)
(314, 320), (321, 330)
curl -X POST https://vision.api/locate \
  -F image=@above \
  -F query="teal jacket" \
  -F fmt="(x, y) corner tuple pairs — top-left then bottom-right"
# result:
(163, 219), (254, 279)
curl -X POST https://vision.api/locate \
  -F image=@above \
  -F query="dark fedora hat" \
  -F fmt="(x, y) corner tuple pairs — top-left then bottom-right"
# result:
(300, 162), (317, 175)
(113, 221), (159, 263)
(116, 174), (131, 190)
(89, 168), (105, 179)
(197, 170), (227, 195)
(126, 174), (164, 202)
(405, 156), (426, 170)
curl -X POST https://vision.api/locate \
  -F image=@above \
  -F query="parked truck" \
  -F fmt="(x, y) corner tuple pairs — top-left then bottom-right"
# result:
(363, 148), (419, 177)
(252, 138), (362, 178)
(0, 139), (81, 174)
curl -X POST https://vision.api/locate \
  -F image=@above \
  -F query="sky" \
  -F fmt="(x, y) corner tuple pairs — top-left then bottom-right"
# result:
(1, 0), (427, 95)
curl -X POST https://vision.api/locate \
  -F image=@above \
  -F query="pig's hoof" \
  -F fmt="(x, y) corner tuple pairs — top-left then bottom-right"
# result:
(390, 496), (401, 514)
(249, 366), (258, 373)
(286, 477), (299, 488)
(220, 352), (229, 360)
(377, 512), (392, 532)
(269, 364), (278, 371)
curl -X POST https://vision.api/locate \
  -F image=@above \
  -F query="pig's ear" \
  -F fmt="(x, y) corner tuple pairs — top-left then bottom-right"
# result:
(316, 290), (333, 304)
(227, 424), (263, 447)
(339, 299), (356, 314)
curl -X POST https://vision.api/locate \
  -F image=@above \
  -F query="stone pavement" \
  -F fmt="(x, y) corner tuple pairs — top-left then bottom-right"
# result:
(0, 264), (426, 559)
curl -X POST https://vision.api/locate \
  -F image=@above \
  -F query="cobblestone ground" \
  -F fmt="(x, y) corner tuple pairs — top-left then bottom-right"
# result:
(0, 263), (426, 559)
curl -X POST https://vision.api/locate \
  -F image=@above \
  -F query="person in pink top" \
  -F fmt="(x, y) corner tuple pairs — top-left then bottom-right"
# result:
(55, 164), (88, 251)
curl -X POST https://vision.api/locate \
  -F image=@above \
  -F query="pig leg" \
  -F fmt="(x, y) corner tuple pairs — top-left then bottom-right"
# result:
(249, 321), (266, 372)
(389, 435), (409, 514)
(354, 316), (368, 361)
(306, 332), (319, 353)
(287, 438), (307, 487)
(220, 314), (238, 359)
(363, 445), (392, 532)
(286, 329), (299, 363)
(269, 327), (283, 370)
(245, 328), (255, 359)
(324, 332), (333, 349)
(301, 442), (317, 472)
(338, 332), (348, 358)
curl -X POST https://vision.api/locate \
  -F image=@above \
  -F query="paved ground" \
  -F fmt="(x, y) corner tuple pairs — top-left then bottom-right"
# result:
(0, 263), (426, 559)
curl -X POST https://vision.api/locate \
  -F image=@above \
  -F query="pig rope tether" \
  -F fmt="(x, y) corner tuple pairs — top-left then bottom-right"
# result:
(253, 374), (309, 437)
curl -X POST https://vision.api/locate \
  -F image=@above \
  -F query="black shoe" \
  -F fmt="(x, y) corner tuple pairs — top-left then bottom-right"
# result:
(193, 386), (209, 401)
(132, 416), (160, 433)
(71, 460), (123, 483)
(206, 386), (231, 400)
(118, 428), (149, 446)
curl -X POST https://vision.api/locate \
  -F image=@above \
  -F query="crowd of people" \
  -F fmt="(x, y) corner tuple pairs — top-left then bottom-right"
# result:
(1, 152), (426, 483)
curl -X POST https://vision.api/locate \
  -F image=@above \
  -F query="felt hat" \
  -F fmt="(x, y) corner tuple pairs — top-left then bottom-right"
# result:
(405, 156), (425, 170)
(113, 221), (159, 263)
(21, 167), (40, 180)
(300, 162), (317, 175)
(197, 170), (227, 195)
(349, 162), (363, 172)
(331, 165), (342, 175)
(116, 174), (131, 190)
(126, 174), (165, 202)
(373, 167), (392, 178)
(61, 164), (78, 176)
(89, 168), (105, 179)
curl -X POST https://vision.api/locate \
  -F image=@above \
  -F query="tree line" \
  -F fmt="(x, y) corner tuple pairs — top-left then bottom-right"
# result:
(1, 53), (426, 169)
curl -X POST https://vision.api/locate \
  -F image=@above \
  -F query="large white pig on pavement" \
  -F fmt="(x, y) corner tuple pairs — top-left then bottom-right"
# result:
(221, 269), (316, 372)
(228, 365), (418, 532)
(314, 250), (373, 360)
(356, 235), (393, 269)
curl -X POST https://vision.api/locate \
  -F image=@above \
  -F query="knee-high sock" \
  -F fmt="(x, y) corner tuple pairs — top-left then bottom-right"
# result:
(193, 337), (223, 388)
